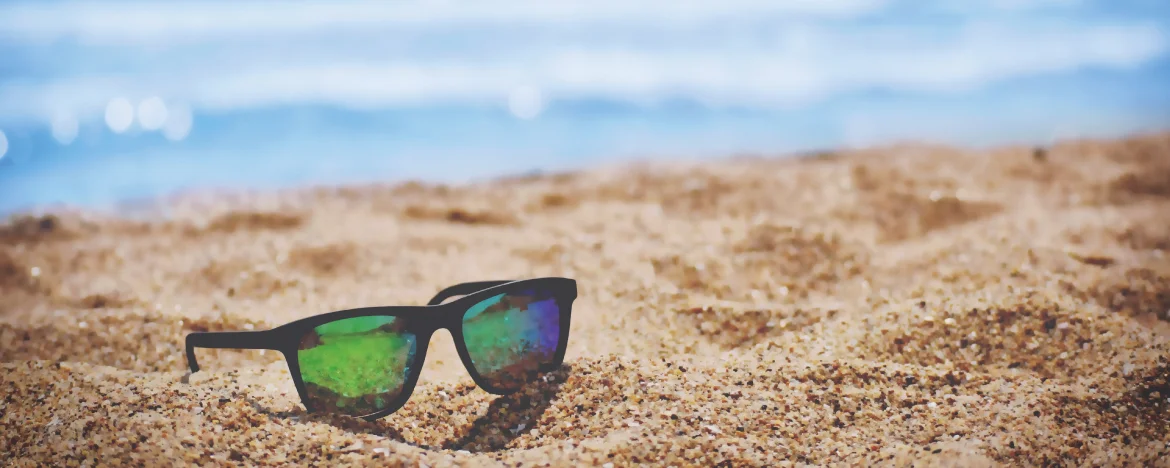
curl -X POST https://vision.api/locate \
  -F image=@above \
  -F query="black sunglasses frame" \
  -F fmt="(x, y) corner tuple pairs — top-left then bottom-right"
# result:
(185, 277), (577, 421)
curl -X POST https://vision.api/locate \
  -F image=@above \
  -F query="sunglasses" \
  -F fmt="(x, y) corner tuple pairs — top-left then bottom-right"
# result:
(185, 277), (576, 420)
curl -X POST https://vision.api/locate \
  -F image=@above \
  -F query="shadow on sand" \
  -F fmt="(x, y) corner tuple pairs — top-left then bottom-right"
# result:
(249, 364), (574, 453)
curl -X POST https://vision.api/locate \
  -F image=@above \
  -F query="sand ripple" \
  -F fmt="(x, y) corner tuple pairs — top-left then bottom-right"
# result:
(2, 131), (1169, 466)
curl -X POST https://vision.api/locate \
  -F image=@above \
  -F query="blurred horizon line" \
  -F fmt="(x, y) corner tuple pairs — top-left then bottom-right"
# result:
(4, 123), (1167, 220)
(1, 0), (1168, 215)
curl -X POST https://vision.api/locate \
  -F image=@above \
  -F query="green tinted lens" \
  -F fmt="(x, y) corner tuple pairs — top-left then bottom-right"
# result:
(296, 316), (417, 416)
(462, 289), (562, 390)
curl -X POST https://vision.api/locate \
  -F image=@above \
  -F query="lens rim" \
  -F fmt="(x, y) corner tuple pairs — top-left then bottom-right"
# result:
(270, 277), (576, 421)
(454, 289), (569, 394)
(294, 316), (420, 417)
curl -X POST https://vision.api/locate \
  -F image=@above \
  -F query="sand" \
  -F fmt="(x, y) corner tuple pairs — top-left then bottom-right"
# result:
(2, 131), (1169, 467)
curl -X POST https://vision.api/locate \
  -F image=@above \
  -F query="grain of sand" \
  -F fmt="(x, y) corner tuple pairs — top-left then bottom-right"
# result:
(2, 132), (1169, 467)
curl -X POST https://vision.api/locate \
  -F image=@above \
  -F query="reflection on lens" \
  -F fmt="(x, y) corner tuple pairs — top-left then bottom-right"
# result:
(297, 316), (416, 416)
(462, 289), (561, 390)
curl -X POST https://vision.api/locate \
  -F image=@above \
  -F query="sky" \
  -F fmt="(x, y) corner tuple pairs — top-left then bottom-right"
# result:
(0, 0), (1168, 214)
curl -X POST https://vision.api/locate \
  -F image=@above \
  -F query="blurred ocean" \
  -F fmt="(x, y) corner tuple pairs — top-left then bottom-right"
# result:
(1, 0), (1169, 214)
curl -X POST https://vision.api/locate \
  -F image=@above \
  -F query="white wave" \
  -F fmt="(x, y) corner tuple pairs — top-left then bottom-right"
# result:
(0, 19), (1163, 121)
(0, 0), (1165, 128)
(0, 0), (890, 44)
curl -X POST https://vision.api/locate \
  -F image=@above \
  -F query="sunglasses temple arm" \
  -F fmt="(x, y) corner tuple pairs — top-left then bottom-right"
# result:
(426, 280), (517, 306)
(185, 330), (280, 373)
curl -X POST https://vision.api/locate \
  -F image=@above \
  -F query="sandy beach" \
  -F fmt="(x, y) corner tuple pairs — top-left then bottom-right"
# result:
(2, 131), (1169, 467)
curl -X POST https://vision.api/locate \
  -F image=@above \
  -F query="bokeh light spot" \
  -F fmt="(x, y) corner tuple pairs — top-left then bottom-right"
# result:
(104, 97), (135, 133)
(51, 112), (80, 145)
(137, 97), (169, 131)
(163, 103), (193, 141)
(507, 86), (545, 120)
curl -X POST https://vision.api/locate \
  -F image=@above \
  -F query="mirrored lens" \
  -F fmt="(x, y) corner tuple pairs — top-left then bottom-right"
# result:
(296, 316), (417, 416)
(461, 289), (562, 390)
